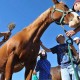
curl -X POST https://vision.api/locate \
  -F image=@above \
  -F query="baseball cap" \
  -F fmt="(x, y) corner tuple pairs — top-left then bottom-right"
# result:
(39, 50), (46, 56)
(72, 0), (80, 11)
(74, 0), (80, 4)
(56, 34), (64, 40)
(73, 37), (79, 41)
(56, 34), (65, 43)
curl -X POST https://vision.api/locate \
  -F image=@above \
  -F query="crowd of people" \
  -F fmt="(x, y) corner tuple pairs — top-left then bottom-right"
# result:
(32, 0), (80, 80)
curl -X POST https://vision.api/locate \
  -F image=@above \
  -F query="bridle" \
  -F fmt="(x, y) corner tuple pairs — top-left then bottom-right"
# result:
(51, 5), (73, 25)
(51, 5), (73, 44)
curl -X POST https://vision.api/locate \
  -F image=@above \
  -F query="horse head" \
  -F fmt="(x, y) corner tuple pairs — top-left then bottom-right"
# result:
(51, 0), (80, 28)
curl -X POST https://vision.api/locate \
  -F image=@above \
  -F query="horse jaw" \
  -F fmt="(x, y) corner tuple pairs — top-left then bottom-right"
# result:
(69, 12), (80, 28)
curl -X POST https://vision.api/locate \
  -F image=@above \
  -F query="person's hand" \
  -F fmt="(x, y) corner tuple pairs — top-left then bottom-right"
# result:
(66, 30), (76, 37)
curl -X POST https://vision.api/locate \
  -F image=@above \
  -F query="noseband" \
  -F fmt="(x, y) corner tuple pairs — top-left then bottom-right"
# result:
(51, 5), (73, 25)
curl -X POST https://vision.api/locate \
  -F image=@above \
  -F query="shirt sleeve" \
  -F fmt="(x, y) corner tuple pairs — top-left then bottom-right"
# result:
(50, 46), (57, 54)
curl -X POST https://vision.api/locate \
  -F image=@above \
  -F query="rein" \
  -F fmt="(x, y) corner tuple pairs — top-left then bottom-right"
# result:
(51, 5), (72, 25)
(60, 25), (79, 80)
(66, 40), (79, 80)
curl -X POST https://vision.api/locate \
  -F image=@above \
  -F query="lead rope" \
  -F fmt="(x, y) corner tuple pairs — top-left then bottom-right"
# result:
(61, 25), (79, 80)
(61, 25), (73, 44)
(67, 41), (79, 80)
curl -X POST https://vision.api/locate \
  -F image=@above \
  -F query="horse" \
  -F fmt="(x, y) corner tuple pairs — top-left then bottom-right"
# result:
(0, 0), (80, 80)
(51, 66), (61, 80)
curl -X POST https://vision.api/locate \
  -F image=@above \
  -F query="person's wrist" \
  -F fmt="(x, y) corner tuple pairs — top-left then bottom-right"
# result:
(74, 25), (80, 33)
(73, 29), (77, 34)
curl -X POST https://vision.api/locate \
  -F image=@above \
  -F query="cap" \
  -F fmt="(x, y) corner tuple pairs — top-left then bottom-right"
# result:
(74, 0), (80, 5)
(56, 34), (64, 39)
(73, 37), (79, 41)
(39, 50), (46, 56)
(56, 34), (65, 43)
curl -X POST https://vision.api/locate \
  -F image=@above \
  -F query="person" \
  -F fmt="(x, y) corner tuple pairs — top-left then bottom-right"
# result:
(0, 31), (11, 46)
(73, 37), (80, 77)
(0, 23), (15, 46)
(73, 37), (80, 59)
(72, 0), (80, 12)
(35, 50), (51, 80)
(40, 34), (79, 80)
(32, 70), (38, 80)
(66, 0), (80, 37)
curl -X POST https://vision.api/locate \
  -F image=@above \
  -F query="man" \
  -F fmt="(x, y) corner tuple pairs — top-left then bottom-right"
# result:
(0, 23), (15, 46)
(73, 37), (80, 77)
(73, 0), (80, 12)
(66, 0), (80, 37)
(73, 37), (80, 59)
(35, 50), (51, 80)
(0, 31), (11, 46)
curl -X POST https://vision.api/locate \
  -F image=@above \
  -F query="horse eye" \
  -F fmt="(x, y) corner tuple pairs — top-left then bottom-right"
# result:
(77, 16), (80, 20)
(70, 18), (72, 21)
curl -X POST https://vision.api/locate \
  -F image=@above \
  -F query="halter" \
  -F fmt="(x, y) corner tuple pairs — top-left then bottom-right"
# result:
(51, 5), (73, 25)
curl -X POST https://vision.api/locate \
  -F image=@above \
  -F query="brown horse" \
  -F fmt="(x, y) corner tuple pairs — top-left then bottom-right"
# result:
(0, 0), (80, 80)
(51, 66), (61, 80)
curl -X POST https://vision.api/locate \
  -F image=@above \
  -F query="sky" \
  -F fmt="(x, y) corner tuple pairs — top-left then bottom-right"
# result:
(0, 0), (80, 80)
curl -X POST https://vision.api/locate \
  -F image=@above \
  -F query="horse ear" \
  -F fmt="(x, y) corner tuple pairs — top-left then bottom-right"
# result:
(52, 0), (59, 4)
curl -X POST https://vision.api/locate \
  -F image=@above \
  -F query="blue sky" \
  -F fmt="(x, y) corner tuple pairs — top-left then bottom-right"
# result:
(0, 0), (80, 80)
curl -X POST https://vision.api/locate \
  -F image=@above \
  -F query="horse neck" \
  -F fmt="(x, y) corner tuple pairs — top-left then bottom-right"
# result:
(25, 8), (54, 42)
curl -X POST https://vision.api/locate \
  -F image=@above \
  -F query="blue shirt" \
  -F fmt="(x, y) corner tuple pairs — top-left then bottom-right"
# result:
(35, 59), (51, 80)
(50, 43), (68, 65)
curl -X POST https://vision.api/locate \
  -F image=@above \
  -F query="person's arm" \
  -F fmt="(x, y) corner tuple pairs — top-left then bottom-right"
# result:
(0, 31), (11, 37)
(40, 41), (51, 52)
(2, 31), (11, 41)
(66, 26), (80, 37)
(0, 32), (11, 46)
(74, 26), (80, 34)
(0, 31), (11, 40)
(70, 44), (79, 60)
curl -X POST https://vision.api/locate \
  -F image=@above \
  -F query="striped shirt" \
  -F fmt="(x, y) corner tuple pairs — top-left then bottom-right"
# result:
(35, 59), (51, 80)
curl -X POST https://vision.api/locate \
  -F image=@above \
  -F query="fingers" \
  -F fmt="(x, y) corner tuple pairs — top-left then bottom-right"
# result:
(66, 31), (73, 37)
(66, 30), (75, 37)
